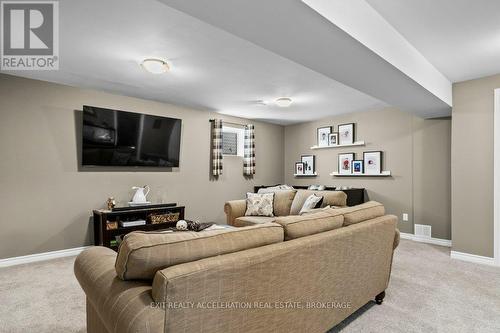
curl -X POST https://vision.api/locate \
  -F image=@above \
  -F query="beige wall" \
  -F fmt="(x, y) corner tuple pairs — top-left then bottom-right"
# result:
(451, 74), (500, 257)
(284, 107), (451, 238)
(413, 117), (451, 240)
(0, 73), (456, 259)
(0, 74), (284, 259)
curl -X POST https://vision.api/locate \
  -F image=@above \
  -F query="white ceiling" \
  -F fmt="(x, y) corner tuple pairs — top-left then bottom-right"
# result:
(5, 0), (386, 125)
(366, 0), (500, 83)
(6, 0), (499, 124)
(159, 0), (451, 118)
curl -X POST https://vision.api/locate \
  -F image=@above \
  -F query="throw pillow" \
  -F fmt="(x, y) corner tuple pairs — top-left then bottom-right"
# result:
(299, 194), (323, 215)
(245, 192), (275, 217)
(300, 205), (331, 215)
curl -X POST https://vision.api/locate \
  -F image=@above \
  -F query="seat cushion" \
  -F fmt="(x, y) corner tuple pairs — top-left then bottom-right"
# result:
(274, 211), (344, 240)
(233, 216), (276, 227)
(331, 201), (385, 226)
(257, 189), (297, 216)
(115, 223), (284, 280)
(290, 190), (347, 215)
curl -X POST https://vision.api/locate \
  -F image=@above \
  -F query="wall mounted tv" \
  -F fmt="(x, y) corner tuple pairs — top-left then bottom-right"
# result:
(82, 105), (181, 167)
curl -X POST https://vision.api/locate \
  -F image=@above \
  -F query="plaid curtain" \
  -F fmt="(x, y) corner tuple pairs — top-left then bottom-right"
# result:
(244, 124), (256, 175)
(211, 119), (223, 176)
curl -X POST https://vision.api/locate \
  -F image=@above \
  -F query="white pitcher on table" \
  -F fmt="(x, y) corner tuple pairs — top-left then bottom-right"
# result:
(131, 185), (150, 204)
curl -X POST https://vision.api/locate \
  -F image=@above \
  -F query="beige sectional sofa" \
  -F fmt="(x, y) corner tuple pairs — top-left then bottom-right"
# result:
(75, 201), (399, 333)
(225, 189), (348, 226)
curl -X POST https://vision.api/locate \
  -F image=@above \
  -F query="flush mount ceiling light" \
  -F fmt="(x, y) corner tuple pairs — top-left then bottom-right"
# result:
(275, 97), (293, 107)
(141, 58), (170, 74)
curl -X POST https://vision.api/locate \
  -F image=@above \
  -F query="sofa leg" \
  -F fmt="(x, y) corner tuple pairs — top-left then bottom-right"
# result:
(375, 291), (385, 305)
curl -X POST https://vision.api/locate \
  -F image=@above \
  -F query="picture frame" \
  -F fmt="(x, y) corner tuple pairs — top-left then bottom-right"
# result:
(328, 132), (339, 146)
(338, 123), (355, 145)
(295, 162), (304, 175)
(301, 155), (315, 175)
(317, 126), (333, 147)
(338, 153), (355, 175)
(363, 151), (383, 175)
(352, 160), (364, 175)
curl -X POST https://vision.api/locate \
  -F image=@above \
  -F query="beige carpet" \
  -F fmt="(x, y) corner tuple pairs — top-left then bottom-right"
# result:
(1, 240), (500, 333)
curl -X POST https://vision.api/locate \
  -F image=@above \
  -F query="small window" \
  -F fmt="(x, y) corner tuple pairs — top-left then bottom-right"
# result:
(222, 125), (245, 157)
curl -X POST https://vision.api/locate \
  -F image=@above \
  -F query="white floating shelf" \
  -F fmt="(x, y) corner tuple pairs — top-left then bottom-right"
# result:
(310, 141), (365, 150)
(329, 171), (392, 177)
(294, 172), (318, 177)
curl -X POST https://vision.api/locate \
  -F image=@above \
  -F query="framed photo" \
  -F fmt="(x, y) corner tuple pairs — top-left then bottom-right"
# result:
(338, 153), (355, 175)
(364, 151), (382, 175)
(317, 126), (333, 147)
(295, 162), (304, 175)
(338, 123), (355, 145)
(301, 155), (315, 175)
(352, 160), (364, 175)
(329, 132), (339, 146)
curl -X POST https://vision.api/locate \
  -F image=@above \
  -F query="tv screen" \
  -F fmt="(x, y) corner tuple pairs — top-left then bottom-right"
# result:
(82, 106), (181, 167)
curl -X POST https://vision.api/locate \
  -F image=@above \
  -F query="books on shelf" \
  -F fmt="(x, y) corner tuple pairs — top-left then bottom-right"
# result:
(119, 220), (146, 228)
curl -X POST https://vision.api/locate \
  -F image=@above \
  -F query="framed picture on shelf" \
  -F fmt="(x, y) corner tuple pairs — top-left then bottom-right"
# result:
(338, 123), (355, 145)
(295, 162), (304, 175)
(364, 151), (382, 175)
(338, 153), (355, 175)
(352, 160), (364, 175)
(301, 155), (315, 175)
(329, 132), (339, 146)
(317, 126), (332, 147)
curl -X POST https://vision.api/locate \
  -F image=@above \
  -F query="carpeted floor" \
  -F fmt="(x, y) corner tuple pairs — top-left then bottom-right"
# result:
(1, 240), (500, 333)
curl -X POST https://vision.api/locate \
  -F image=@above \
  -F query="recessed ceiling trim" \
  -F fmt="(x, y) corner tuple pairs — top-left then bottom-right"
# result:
(302, 0), (452, 106)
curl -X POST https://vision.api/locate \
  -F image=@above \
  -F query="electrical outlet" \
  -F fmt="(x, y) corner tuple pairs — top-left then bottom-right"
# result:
(402, 213), (409, 221)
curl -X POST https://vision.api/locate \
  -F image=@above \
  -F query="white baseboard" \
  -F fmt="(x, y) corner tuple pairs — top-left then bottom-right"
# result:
(450, 251), (497, 266)
(0, 246), (90, 268)
(400, 232), (452, 247)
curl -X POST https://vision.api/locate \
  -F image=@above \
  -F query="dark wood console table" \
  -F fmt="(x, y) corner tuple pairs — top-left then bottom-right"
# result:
(93, 203), (185, 250)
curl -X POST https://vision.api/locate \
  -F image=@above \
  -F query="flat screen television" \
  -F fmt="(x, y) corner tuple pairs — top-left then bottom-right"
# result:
(82, 105), (181, 167)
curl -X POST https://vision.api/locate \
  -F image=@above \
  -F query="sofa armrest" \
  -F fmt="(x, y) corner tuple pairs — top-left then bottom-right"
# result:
(74, 246), (164, 333)
(224, 199), (247, 226)
(74, 246), (119, 303)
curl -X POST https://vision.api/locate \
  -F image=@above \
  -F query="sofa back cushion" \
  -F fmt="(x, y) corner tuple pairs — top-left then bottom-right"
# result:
(290, 190), (347, 215)
(257, 189), (297, 216)
(115, 223), (284, 280)
(331, 201), (385, 226)
(274, 211), (344, 240)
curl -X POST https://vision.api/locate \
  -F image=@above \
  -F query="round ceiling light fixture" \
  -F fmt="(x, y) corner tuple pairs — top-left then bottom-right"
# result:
(275, 97), (293, 107)
(141, 58), (170, 74)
